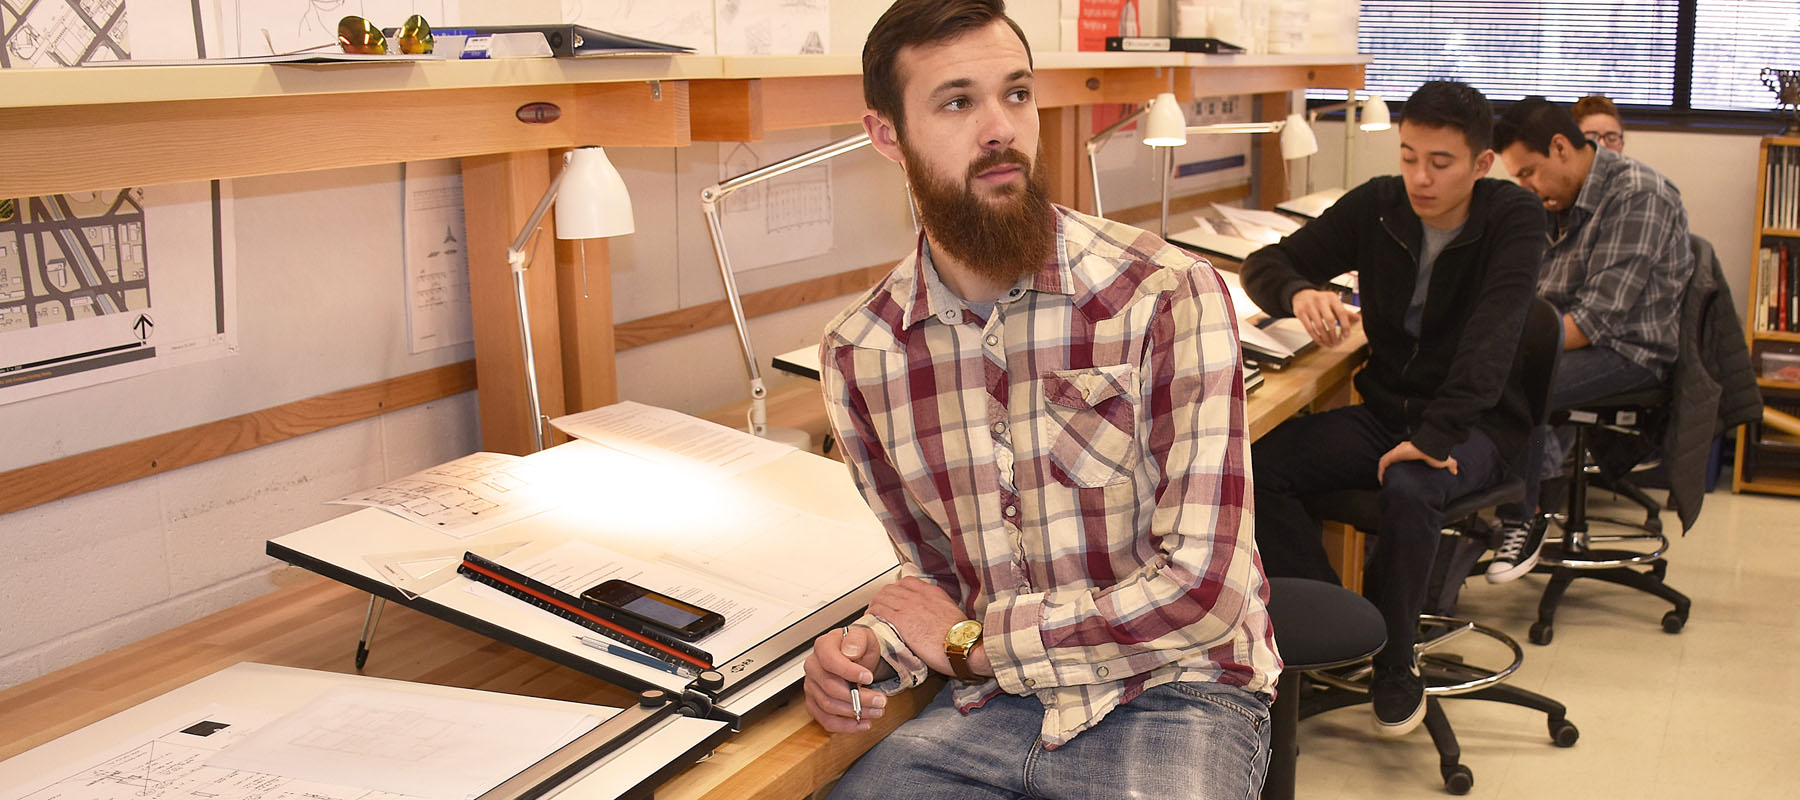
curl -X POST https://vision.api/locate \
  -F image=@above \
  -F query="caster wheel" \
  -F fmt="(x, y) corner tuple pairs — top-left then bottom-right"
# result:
(1549, 718), (1580, 747)
(1662, 611), (1686, 634)
(1529, 621), (1553, 645)
(1441, 764), (1474, 795)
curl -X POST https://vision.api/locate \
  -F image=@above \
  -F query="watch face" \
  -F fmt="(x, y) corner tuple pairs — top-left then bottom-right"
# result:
(947, 619), (983, 648)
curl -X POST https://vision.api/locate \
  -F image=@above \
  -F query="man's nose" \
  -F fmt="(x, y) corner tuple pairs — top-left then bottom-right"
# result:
(980, 109), (1017, 151)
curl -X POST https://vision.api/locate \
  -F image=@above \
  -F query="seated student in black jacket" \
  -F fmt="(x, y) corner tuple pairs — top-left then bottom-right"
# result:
(1242, 80), (1546, 737)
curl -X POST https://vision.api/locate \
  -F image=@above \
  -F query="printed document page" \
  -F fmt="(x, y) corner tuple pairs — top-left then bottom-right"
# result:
(210, 687), (601, 800)
(2, 705), (418, 800)
(550, 401), (796, 477)
(330, 452), (553, 539)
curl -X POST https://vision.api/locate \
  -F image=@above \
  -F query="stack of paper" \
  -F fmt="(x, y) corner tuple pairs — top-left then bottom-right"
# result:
(1216, 269), (1315, 366)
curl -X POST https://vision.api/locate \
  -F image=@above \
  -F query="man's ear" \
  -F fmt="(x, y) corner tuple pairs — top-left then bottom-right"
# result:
(1548, 133), (1571, 162)
(864, 111), (906, 165)
(1473, 148), (1496, 176)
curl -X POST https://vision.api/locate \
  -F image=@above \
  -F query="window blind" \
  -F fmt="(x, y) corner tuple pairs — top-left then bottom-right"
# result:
(1692, 1), (1800, 112)
(1349, 1), (1679, 104)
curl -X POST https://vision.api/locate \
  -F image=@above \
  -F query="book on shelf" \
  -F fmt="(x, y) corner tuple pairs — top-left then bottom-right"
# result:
(1771, 241), (1785, 333)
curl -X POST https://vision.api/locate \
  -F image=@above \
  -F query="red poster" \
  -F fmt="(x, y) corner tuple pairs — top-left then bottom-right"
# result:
(1076, 0), (1139, 52)
(1079, 1), (1143, 134)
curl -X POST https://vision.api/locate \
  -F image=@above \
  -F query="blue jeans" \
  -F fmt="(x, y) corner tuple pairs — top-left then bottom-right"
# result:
(1499, 346), (1663, 523)
(828, 681), (1271, 800)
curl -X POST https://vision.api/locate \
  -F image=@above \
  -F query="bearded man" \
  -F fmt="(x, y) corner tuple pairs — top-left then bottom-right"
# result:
(801, 2), (1280, 798)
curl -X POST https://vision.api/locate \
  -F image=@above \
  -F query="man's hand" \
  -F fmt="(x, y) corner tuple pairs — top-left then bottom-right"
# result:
(802, 626), (887, 733)
(867, 577), (989, 678)
(1290, 288), (1362, 348)
(1377, 440), (1459, 484)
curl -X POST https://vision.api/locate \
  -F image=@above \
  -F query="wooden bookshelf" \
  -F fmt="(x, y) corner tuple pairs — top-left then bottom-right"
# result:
(1734, 135), (1800, 496)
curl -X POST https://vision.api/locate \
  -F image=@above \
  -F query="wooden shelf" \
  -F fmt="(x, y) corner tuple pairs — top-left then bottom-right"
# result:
(1734, 475), (1800, 497)
(1, 52), (1368, 196)
(1760, 227), (1800, 238)
(1757, 378), (1800, 391)
(1751, 329), (1800, 343)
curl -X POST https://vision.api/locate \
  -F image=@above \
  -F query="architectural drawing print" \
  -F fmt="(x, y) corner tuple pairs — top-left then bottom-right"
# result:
(0, 189), (149, 335)
(567, 0), (716, 54)
(0, 0), (129, 68)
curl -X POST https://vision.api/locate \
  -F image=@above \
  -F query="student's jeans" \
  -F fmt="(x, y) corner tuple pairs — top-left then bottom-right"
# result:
(1252, 405), (1506, 672)
(1497, 346), (1663, 525)
(827, 681), (1270, 800)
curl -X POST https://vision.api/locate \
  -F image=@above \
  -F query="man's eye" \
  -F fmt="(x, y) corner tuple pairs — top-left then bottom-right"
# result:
(945, 97), (969, 111)
(1008, 89), (1031, 102)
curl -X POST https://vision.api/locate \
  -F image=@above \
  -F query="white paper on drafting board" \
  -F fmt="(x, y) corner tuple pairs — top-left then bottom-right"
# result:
(210, 687), (603, 800)
(0, 181), (237, 405)
(716, 131), (836, 273)
(564, 0), (716, 55)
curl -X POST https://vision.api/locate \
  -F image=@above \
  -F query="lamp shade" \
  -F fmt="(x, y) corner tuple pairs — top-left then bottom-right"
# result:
(1359, 95), (1392, 131)
(1142, 92), (1190, 147)
(1279, 113), (1319, 160)
(554, 147), (634, 239)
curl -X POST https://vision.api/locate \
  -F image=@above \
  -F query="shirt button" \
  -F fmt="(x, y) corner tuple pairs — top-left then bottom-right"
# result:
(986, 334), (999, 347)
(943, 309), (959, 321)
(1097, 666), (1109, 678)
(992, 421), (1007, 436)
(1004, 504), (1017, 518)
(1024, 678), (1036, 688)
(1008, 288), (1023, 298)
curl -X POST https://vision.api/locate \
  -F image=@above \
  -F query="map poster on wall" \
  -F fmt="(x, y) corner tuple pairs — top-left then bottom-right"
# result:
(1, 2), (236, 405)
(0, 182), (238, 405)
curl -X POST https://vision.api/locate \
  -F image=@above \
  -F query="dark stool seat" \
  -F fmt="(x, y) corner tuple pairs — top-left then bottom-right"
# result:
(1262, 577), (1385, 800)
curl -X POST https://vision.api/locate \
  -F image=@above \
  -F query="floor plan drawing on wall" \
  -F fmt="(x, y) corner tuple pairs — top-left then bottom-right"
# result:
(0, 0), (128, 67)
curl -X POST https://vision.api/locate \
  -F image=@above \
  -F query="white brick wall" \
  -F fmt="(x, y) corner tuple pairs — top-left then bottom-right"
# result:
(0, 393), (479, 690)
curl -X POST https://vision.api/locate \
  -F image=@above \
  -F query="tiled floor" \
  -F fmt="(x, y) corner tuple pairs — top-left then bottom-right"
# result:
(1292, 488), (1800, 799)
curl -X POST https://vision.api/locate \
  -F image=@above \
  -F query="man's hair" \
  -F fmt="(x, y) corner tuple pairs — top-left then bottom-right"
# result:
(862, 0), (1033, 135)
(1571, 94), (1621, 123)
(1399, 80), (1495, 153)
(1494, 96), (1592, 156)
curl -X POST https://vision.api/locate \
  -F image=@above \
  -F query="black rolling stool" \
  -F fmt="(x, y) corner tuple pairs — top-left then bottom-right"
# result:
(1531, 389), (1691, 644)
(1261, 577), (1385, 800)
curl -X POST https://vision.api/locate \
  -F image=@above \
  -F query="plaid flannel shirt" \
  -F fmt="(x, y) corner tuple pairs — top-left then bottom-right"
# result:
(819, 206), (1280, 748)
(1541, 146), (1694, 379)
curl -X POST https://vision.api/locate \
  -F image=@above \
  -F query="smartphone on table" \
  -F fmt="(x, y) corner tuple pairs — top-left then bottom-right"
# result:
(580, 579), (726, 641)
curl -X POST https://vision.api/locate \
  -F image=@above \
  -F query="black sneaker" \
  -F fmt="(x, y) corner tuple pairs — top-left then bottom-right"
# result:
(1486, 520), (1546, 584)
(1370, 663), (1425, 737)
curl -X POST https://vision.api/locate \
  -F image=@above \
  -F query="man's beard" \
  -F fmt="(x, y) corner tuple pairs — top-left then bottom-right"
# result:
(901, 143), (1055, 288)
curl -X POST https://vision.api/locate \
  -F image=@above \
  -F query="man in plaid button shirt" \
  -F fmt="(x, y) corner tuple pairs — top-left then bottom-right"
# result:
(1489, 98), (1696, 583)
(800, 2), (1280, 798)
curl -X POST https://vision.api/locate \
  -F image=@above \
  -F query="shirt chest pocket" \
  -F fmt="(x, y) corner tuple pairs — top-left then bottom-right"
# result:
(1040, 364), (1141, 488)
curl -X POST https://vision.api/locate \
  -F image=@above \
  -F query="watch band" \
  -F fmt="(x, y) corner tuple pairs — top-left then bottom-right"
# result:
(948, 646), (980, 682)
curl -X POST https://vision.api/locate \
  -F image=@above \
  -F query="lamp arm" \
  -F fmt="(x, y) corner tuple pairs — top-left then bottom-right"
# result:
(507, 167), (568, 263)
(502, 166), (571, 453)
(1084, 104), (1152, 218)
(699, 199), (769, 434)
(704, 133), (871, 206)
(1185, 121), (1285, 135)
(697, 132), (872, 437)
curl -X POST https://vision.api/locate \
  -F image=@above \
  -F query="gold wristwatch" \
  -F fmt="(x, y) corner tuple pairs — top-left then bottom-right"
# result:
(944, 619), (984, 682)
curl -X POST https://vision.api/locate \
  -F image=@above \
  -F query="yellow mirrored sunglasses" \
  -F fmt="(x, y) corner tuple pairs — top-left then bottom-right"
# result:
(337, 14), (433, 55)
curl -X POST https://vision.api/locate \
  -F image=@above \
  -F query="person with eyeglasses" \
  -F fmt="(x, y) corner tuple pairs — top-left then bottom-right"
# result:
(1489, 97), (1694, 584)
(1573, 95), (1625, 153)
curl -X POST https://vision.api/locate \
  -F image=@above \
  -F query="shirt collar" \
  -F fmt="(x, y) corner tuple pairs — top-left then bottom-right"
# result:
(898, 209), (1075, 330)
(1569, 144), (1620, 220)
